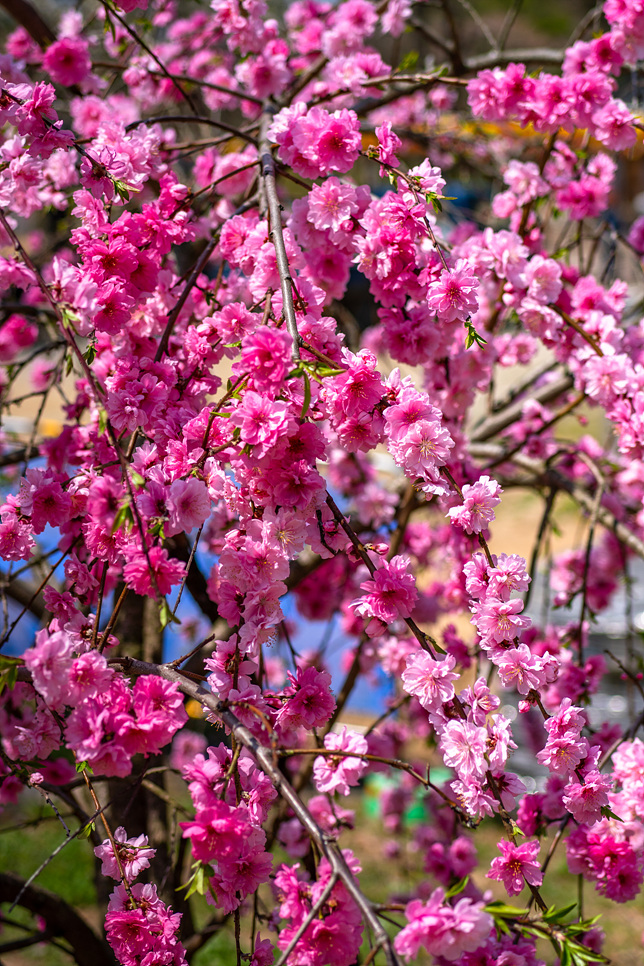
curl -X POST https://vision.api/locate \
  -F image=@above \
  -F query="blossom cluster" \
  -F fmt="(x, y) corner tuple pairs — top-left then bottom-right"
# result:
(0, 0), (644, 963)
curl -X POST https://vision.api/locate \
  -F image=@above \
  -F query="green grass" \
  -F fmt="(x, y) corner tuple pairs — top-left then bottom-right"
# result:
(0, 797), (98, 966)
(0, 799), (96, 907)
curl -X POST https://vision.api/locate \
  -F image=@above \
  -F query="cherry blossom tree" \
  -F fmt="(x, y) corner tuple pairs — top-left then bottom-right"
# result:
(0, 0), (643, 964)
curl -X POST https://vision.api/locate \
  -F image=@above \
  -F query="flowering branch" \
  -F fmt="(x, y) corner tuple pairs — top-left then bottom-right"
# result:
(118, 656), (402, 966)
(259, 118), (301, 361)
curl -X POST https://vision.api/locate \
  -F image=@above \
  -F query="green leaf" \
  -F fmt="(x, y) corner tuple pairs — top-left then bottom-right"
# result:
(98, 408), (108, 435)
(600, 805), (623, 822)
(570, 914), (602, 932)
(485, 901), (528, 918)
(160, 600), (182, 629)
(111, 502), (133, 536)
(565, 939), (609, 965)
(78, 821), (96, 839)
(60, 306), (80, 330)
(112, 178), (138, 203)
(445, 876), (468, 899)
(0, 656), (21, 696)
(149, 519), (166, 540)
(397, 50), (419, 73)
(464, 321), (487, 349)
(177, 863), (210, 899)
(75, 760), (93, 775)
(130, 470), (146, 487)
(543, 903), (577, 923)
(301, 370), (311, 419)
(316, 366), (346, 378)
(84, 340), (96, 366)
(518, 925), (547, 940)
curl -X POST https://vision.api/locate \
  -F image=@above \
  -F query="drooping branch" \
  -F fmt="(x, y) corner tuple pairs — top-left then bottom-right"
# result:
(128, 115), (259, 146)
(469, 443), (644, 562)
(165, 534), (220, 624)
(118, 656), (402, 966)
(0, 873), (115, 966)
(95, 0), (198, 114)
(259, 117), (301, 362)
(470, 373), (575, 442)
(325, 493), (438, 654)
(0, 0), (54, 47)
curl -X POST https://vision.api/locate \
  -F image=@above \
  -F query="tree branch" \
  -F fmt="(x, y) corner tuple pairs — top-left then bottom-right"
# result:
(0, 0), (54, 48)
(0, 873), (115, 966)
(469, 444), (644, 562)
(259, 117), (301, 361)
(470, 373), (574, 442)
(118, 657), (402, 966)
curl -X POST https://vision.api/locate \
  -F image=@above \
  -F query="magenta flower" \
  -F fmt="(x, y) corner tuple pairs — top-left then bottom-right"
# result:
(439, 720), (488, 781)
(394, 888), (492, 962)
(122, 545), (186, 597)
(308, 177), (359, 231)
(278, 665), (336, 730)
(166, 478), (211, 536)
(375, 121), (401, 173)
(563, 771), (613, 826)
(487, 839), (543, 896)
(106, 883), (186, 966)
(43, 37), (92, 87)
(312, 109), (362, 175)
(448, 475), (502, 534)
(313, 726), (368, 796)
(231, 391), (291, 453)
(475, 596), (531, 646)
(95, 827), (155, 881)
(401, 651), (458, 713)
(426, 260), (479, 322)
(351, 554), (418, 635)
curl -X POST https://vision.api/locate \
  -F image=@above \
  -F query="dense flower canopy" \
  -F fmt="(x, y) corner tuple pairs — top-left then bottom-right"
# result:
(0, 0), (644, 964)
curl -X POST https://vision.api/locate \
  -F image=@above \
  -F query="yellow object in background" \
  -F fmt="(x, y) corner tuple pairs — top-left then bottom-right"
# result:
(185, 698), (205, 719)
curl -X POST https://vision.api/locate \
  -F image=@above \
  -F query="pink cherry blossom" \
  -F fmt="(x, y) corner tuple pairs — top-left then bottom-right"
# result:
(313, 726), (368, 795)
(448, 476), (502, 534)
(394, 888), (492, 962)
(95, 827), (155, 880)
(166, 478), (211, 535)
(487, 839), (543, 895)
(43, 37), (92, 87)
(440, 720), (488, 781)
(401, 651), (458, 715)
(426, 260), (479, 323)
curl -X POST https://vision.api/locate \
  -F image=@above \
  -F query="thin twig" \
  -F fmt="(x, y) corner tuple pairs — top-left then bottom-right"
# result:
(259, 117), (300, 361)
(97, 0), (198, 113)
(497, 0), (524, 51)
(325, 493), (437, 653)
(452, 0), (497, 50)
(127, 114), (258, 146)
(8, 805), (103, 912)
(274, 874), (338, 966)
